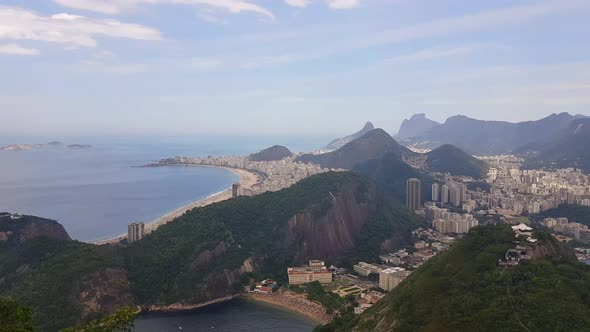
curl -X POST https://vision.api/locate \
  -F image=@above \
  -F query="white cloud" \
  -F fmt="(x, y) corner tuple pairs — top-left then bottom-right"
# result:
(0, 6), (162, 48)
(53, 0), (275, 19)
(326, 0), (359, 9)
(285, 0), (312, 8)
(0, 43), (40, 55)
(385, 44), (497, 65)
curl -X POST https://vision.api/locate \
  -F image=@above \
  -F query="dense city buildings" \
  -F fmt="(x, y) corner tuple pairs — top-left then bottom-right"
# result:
(127, 222), (145, 243)
(287, 260), (333, 285)
(406, 178), (421, 211)
(353, 262), (385, 277)
(159, 155), (337, 195)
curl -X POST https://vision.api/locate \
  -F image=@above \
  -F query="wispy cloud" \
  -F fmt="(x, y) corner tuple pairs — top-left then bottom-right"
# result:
(0, 43), (40, 55)
(69, 57), (222, 74)
(326, 0), (360, 9)
(363, 0), (587, 48)
(384, 44), (498, 65)
(198, 10), (230, 25)
(0, 6), (162, 48)
(285, 0), (360, 9)
(52, 0), (275, 19)
(285, 0), (312, 8)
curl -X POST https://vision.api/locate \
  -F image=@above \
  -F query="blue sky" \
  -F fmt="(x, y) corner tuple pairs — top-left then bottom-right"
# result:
(1, 0), (590, 137)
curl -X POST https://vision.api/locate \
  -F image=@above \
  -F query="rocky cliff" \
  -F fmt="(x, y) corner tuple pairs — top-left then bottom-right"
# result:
(0, 213), (71, 247)
(397, 113), (440, 139)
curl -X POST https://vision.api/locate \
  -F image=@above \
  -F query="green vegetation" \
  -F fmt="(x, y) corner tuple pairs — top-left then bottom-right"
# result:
(0, 297), (34, 332)
(319, 224), (590, 331)
(0, 172), (424, 331)
(0, 239), (124, 331)
(425, 144), (490, 179)
(532, 204), (590, 226)
(61, 307), (137, 332)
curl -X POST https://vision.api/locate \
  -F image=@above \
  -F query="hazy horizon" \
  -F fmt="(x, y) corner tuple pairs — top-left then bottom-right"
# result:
(2, 0), (590, 136)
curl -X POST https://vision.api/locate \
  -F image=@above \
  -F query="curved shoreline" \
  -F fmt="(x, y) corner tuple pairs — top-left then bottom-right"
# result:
(137, 293), (328, 326)
(94, 166), (260, 245)
(245, 292), (333, 325)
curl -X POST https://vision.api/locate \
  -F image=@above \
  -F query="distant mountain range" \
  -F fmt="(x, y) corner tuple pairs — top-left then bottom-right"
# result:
(524, 118), (590, 173)
(326, 121), (374, 150)
(398, 112), (586, 155)
(248, 145), (292, 162)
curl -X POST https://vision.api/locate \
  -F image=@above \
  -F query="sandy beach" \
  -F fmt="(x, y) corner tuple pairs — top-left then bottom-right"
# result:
(94, 166), (260, 245)
(245, 291), (333, 325)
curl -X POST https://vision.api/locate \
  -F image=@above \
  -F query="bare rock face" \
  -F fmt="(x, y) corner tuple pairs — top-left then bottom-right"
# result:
(284, 183), (378, 264)
(0, 214), (71, 246)
(78, 268), (135, 321)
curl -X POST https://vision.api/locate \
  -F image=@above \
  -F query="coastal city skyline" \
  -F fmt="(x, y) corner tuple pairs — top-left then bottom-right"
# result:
(2, 0), (590, 136)
(3, 1), (590, 331)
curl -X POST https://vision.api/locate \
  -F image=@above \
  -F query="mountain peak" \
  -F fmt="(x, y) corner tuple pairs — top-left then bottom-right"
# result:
(300, 128), (401, 169)
(362, 121), (375, 131)
(397, 114), (440, 139)
(326, 121), (376, 150)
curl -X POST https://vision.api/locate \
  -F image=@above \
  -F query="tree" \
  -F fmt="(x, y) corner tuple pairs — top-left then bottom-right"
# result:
(61, 307), (137, 332)
(0, 297), (34, 332)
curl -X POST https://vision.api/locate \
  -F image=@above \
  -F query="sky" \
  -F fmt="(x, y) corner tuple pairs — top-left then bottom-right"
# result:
(1, 0), (590, 137)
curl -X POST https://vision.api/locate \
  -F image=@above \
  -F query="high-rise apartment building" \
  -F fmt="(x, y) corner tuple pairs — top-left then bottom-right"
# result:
(441, 184), (449, 204)
(128, 222), (145, 243)
(432, 183), (440, 202)
(406, 178), (421, 211)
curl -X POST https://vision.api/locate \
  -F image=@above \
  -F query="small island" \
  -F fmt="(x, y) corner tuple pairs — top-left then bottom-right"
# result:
(0, 142), (92, 151)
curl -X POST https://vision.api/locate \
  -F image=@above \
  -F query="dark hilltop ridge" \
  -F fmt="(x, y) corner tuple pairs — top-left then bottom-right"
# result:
(423, 144), (489, 179)
(0, 213), (71, 246)
(299, 128), (402, 170)
(399, 112), (586, 155)
(326, 121), (375, 150)
(248, 145), (293, 162)
(0, 172), (425, 331)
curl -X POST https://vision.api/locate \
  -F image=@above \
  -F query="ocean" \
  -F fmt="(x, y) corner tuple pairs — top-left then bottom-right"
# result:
(0, 136), (329, 242)
(135, 299), (317, 332)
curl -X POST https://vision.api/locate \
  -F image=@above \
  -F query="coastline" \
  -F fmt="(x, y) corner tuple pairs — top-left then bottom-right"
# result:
(94, 165), (260, 245)
(142, 295), (237, 313)
(138, 293), (330, 326)
(244, 292), (333, 325)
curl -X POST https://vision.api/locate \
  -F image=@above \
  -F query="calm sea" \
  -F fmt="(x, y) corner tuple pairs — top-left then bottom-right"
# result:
(135, 299), (317, 332)
(0, 135), (330, 242)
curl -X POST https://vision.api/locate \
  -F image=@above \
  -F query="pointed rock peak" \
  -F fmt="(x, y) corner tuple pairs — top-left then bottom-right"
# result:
(362, 121), (375, 130)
